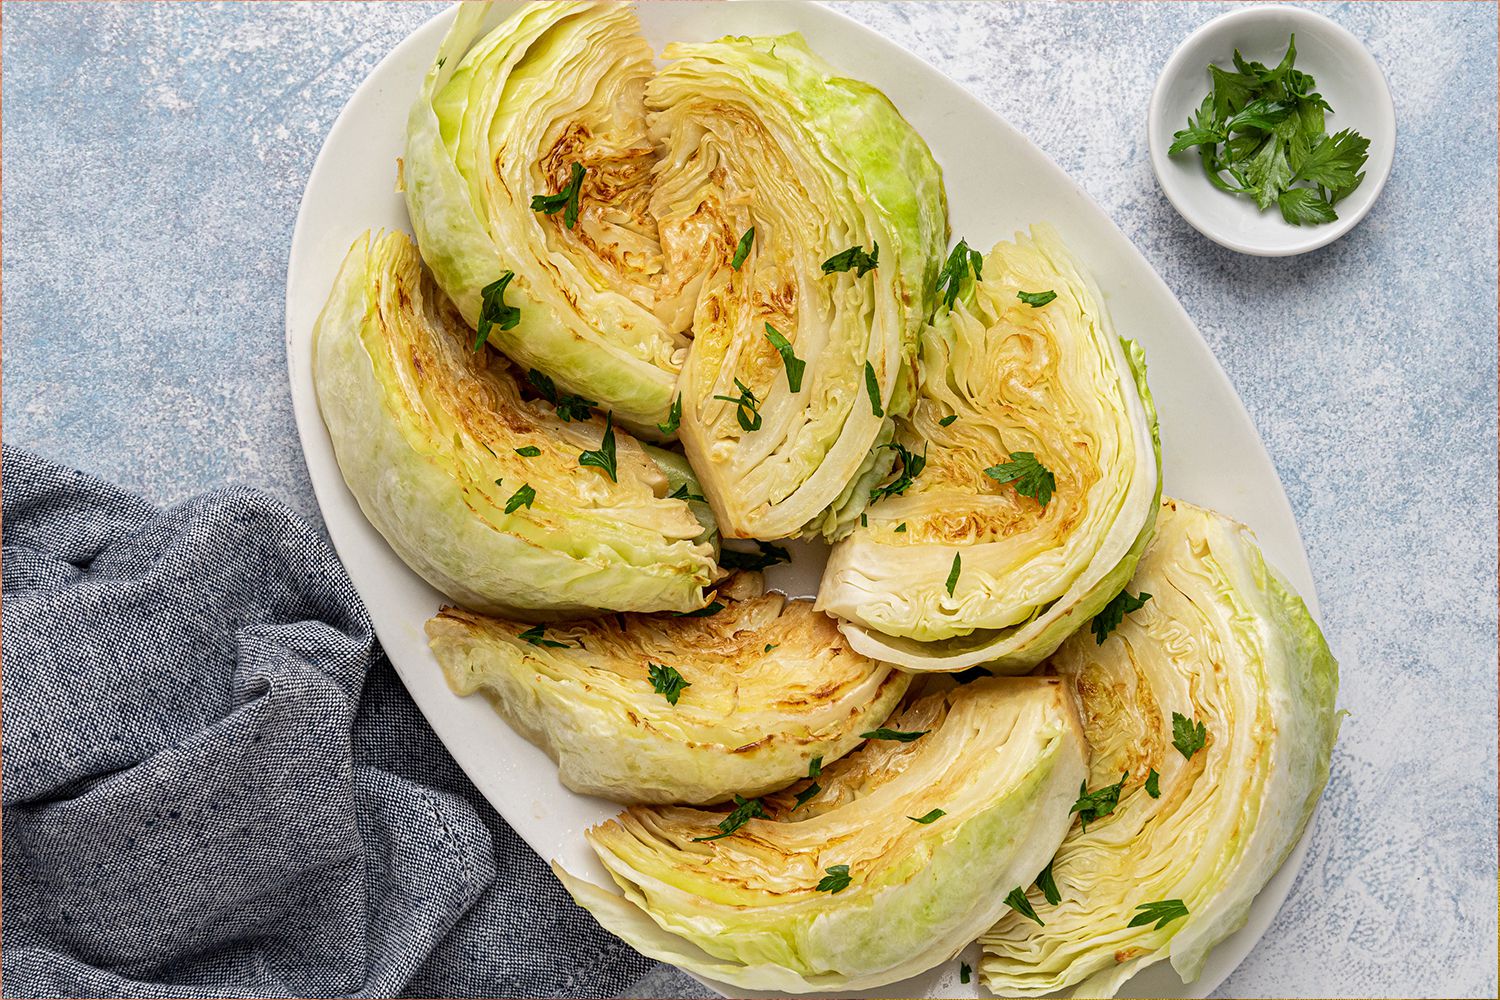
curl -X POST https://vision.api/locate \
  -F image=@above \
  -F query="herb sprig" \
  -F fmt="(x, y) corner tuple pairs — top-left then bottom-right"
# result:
(530, 161), (586, 229)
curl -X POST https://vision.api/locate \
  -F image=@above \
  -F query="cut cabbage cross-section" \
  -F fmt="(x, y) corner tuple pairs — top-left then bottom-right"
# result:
(312, 230), (718, 617)
(426, 575), (909, 805)
(979, 498), (1342, 997)
(818, 225), (1160, 671)
(556, 676), (1087, 992)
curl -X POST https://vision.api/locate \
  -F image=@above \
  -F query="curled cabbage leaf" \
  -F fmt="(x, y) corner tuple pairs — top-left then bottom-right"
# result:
(312, 230), (717, 617)
(979, 498), (1342, 996)
(818, 225), (1160, 671)
(405, 1), (689, 434)
(426, 575), (909, 805)
(651, 33), (949, 540)
(555, 676), (1087, 992)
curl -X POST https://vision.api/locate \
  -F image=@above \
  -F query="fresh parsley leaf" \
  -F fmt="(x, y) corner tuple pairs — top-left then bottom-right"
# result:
(474, 272), (520, 351)
(518, 624), (571, 649)
(1036, 862), (1061, 906)
(712, 378), (763, 432)
(764, 323), (806, 392)
(807, 756), (823, 778)
(1090, 589), (1152, 644)
(530, 161), (586, 229)
(822, 242), (879, 277)
(1226, 97), (1293, 135)
(504, 483), (536, 514)
(1172, 712), (1208, 759)
(719, 541), (791, 572)
(1278, 186), (1337, 226)
(816, 864), (852, 893)
(938, 414), (958, 427)
(908, 808), (945, 824)
(648, 662), (691, 705)
(692, 794), (766, 842)
(731, 226), (755, 270)
(869, 442), (927, 503)
(861, 727), (930, 743)
(764, 642), (778, 653)
(668, 482), (706, 502)
(1017, 289), (1057, 307)
(935, 238), (982, 309)
(578, 412), (618, 482)
(894, 522), (907, 533)
(860, 512), (868, 527)
(658, 395), (682, 435)
(1005, 887), (1044, 926)
(864, 361), (883, 417)
(945, 552), (961, 596)
(792, 782), (822, 810)
(514, 446), (541, 457)
(677, 601), (725, 618)
(527, 369), (595, 422)
(985, 451), (1056, 507)
(1129, 898), (1190, 930)
(1244, 130), (1293, 210)
(1145, 767), (1161, 799)
(1070, 772), (1127, 831)
(960, 962), (972, 985)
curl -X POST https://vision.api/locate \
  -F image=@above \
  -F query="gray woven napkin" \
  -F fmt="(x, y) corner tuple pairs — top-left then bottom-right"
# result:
(0, 445), (656, 999)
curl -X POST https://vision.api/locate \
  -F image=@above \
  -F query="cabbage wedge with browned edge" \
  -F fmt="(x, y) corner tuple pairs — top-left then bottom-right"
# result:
(819, 226), (1160, 672)
(426, 575), (909, 805)
(312, 231), (717, 617)
(556, 676), (1087, 992)
(980, 498), (1342, 997)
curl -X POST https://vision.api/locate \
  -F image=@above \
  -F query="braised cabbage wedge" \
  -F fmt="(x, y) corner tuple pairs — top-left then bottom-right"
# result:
(312, 230), (717, 617)
(818, 225), (1160, 671)
(979, 498), (1342, 996)
(426, 575), (909, 805)
(653, 33), (949, 540)
(555, 676), (1087, 991)
(404, 1), (688, 434)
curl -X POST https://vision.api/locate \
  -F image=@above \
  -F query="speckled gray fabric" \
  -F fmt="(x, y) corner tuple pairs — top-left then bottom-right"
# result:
(2, 2), (1495, 998)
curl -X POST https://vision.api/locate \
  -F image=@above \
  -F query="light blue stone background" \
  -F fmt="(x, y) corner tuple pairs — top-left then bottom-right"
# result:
(3, 2), (1495, 997)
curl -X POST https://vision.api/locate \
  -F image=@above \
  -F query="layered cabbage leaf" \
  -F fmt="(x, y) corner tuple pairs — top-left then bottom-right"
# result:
(979, 498), (1342, 996)
(651, 33), (949, 539)
(312, 230), (717, 617)
(426, 575), (909, 805)
(818, 225), (1160, 671)
(556, 676), (1087, 992)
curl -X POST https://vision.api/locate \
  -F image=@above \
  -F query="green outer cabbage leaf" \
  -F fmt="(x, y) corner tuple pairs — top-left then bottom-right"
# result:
(979, 498), (1342, 996)
(818, 225), (1161, 671)
(311, 230), (717, 617)
(652, 32), (949, 540)
(556, 676), (1087, 991)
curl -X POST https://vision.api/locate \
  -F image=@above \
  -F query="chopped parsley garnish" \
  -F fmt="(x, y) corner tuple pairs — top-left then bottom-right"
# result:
(668, 483), (706, 502)
(731, 226), (755, 270)
(1070, 771), (1128, 831)
(1005, 887), (1044, 926)
(474, 271), (520, 351)
(530, 161), (586, 229)
(860, 512), (868, 527)
(658, 395), (681, 435)
(1145, 768), (1161, 798)
(648, 663), (690, 705)
(935, 238), (983, 309)
(514, 446), (541, 457)
(821, 242), (879, 276)
(677, 601), (725, 618)
(692, 794), (766, 842)
(1168, 35), (1368, 226)
(719, 541), (792, 572)
(860, 727), (930, 743)
(792, 783), (822, 811)
(816, 864), (852, 893)
(577, 413), (618, 482)
(763, 323), (806, 392)
(869, 442), (927, 504)
(895, 522), (907, 533)
(504, 483), (535, 514)
(984, 451), (1056, 507)
(527, 369), (595, 422)
(1090, 590), (1152, 644)
(938, 414), (958, 427)
(518, 624), (571, 649)
(908, 808), (945, 824)
(1017, 289), (1058, 307)
(960, 962), (972, 984)
(713, 378), (763, 432)
(1172, 712), (1208, 759)
(1036, 861), (1061, 905)
(945, 552), (962, 596)
(1129, 898), (1190, 930)
(764, 643), (778, 653)
(864, 361), (883, 417)
(807, 756), (822, 778)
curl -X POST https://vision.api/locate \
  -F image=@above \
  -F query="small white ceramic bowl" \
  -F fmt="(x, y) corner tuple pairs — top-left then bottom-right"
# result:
(1148, 4), (1395, 256)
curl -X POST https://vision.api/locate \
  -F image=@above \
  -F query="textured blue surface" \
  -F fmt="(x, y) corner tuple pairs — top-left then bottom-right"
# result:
(3, 2), (1496, 998)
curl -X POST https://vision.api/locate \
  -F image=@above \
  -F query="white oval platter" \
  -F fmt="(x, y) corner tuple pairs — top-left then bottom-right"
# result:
(285, 4), (1324, 998)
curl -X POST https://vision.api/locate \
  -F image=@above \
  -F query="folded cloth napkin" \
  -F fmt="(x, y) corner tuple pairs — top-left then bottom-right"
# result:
(0, 446), (657, 999)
